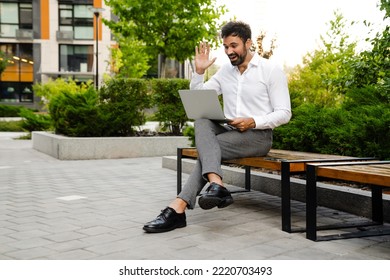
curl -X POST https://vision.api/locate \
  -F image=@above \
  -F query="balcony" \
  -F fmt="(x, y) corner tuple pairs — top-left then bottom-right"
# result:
(56, 30), (73, 41)
(15, 29), (34, 40)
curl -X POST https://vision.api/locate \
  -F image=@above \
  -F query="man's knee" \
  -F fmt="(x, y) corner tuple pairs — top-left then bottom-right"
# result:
(194, 118), (212, 129)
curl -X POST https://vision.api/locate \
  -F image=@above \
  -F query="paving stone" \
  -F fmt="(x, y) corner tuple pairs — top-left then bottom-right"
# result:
(1, 136), (390, 260)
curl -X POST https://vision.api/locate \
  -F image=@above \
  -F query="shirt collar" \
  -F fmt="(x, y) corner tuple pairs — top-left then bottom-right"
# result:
(249, 52), (260, 67)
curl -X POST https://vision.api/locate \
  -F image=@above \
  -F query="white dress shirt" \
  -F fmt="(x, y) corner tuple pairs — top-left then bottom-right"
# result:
(190, 53), (292, 130)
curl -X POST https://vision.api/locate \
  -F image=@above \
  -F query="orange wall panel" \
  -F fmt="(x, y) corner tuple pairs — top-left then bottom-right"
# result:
(1, 72), (18, 81)
(94, 0), (103, 41)
(94, 0), (103, 8)
(1, 64), (33, 82)
(40, 0), (50, 39)
(21, 72), (33, 82)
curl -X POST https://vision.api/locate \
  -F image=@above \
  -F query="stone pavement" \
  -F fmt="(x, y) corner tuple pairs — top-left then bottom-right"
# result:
(0, 133), (390, 260)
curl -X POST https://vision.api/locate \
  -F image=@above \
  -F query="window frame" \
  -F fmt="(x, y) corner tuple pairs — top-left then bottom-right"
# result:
(58, 3), (94, 40)
(0, 1), (32, 38)
(59, 44), (94, 73)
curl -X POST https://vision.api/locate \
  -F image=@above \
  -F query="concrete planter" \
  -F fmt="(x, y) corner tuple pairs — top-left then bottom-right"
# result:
(32, 131), (191, 160)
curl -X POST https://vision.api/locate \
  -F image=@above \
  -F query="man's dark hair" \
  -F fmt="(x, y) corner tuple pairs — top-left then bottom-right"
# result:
(221, 21), (252, 43)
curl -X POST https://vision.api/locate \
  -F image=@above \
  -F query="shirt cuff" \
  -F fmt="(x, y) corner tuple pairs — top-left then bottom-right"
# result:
(253, 116), (267, 130)
(190, 73), (204, 89)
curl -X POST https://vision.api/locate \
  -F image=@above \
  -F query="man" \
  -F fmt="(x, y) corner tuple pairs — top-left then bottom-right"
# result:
(143, 21), (291, 233)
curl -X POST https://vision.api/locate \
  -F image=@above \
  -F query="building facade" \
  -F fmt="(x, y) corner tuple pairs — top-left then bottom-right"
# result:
(0, 0), (114, 107)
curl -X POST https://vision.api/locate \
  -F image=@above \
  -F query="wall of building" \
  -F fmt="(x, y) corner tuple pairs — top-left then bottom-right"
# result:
(0, 0), (115, 107)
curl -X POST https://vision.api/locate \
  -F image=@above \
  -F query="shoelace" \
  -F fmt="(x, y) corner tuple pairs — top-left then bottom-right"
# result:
(158, 208), (171, 221)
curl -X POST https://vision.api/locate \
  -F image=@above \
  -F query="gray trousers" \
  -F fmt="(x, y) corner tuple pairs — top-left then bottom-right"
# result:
(178, 119), (273, 209)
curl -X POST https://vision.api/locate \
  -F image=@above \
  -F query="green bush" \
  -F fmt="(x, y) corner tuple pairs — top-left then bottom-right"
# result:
(49, 86), (102, 137)
(0, 105), (29, 117)
(33, 78), (92, 109)
(273, 103), (327, 152)
(273, 104), (360, 156)
(99, 78), (150, 136)
(29, 77), (194, 137)
(342, 86), (390, 159)
(47, 78), (151, 137)
(19, 108), (52, 132)
(183, 125), (195, 147)
(151, 78), (189, 135)
(273, 86), (390, 159)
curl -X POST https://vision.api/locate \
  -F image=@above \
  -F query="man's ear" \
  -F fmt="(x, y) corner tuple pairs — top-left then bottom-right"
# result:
(245, 39), (253, 49)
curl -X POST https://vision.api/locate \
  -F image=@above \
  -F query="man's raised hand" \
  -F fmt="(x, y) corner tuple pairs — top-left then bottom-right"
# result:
(195, 41), (217, 74)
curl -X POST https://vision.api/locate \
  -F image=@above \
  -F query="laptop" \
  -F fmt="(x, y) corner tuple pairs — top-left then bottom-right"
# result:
(178, 89), (231, 122)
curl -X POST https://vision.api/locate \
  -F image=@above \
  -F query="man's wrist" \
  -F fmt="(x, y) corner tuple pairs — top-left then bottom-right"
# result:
(249, 118), (256, 129)
(196, 69), (205, 75)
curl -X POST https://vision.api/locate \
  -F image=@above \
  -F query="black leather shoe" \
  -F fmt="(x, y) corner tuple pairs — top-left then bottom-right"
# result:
(198, 183), (234, 210)
(143, 207), (186, 233)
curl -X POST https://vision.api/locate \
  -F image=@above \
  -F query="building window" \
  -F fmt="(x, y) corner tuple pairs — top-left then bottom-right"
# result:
(0, 43), (33, 102)
(19, 3), (32, 29)
(0, 2), (32, 38)
(59, 4), (93, 40)
(59, 44), (93, 72)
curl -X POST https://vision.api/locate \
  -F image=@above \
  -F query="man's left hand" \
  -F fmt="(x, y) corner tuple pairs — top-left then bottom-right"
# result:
(229, 118), (256, 132)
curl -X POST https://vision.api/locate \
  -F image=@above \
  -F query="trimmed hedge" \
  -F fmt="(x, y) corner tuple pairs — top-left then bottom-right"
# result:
(273, 86), (390, 160)
(151, 78), (189, 135)
(99, 78), (151, 136)
(46, 78), (188, 137)
(0, 104), (36, 117)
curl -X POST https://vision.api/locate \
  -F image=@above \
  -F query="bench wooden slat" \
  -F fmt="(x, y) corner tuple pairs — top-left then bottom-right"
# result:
(182, 147), (352, 161)
(322, 165), (390, 176)
(182, 148), (198, 158)
(225, 157), (285, 171)
(266, 149), (349, 161)
(316, 164), (390, 187)
(181, 148), (359, 173)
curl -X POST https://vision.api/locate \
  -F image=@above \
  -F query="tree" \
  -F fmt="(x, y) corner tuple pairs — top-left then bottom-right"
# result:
(105, 0), (227, 77)
(110, 32), (151, 78)
(348, 0), (390, 96)
(0, 51), (9, 76)
(288, 11), (358, 107)
(273, 3), (390, 159)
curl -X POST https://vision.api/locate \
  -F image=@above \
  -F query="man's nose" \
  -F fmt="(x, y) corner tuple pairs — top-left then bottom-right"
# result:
(225, 48), (234, 55)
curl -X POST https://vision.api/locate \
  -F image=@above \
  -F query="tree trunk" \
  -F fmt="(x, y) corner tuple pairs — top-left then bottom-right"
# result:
(159, 54), (167, 78)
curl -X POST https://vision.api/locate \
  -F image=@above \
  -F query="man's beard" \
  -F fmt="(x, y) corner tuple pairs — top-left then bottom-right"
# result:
(228, 49), (247, 66)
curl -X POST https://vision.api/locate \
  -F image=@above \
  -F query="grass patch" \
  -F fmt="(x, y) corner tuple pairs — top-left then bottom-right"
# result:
(16, 133), (31, 140)
(0, 120), (24, 132)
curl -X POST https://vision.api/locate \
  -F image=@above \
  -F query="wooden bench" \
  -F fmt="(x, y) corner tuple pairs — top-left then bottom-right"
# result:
(177, 147), (373, 233)
(305, 161), (390, 241)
